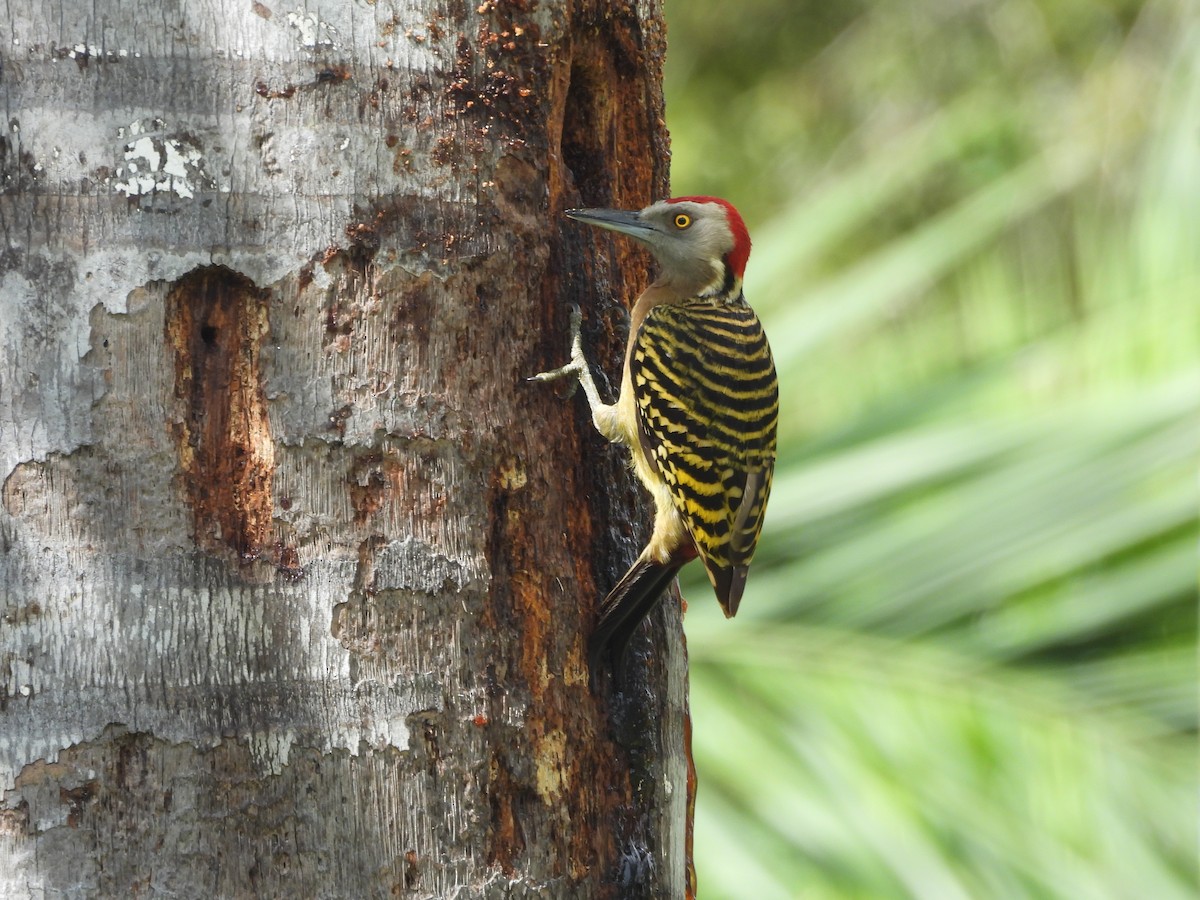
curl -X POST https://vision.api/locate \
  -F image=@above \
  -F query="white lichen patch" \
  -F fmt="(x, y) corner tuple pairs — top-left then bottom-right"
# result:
(114, 122), (208, 199)
(127, 137), (161, 173)
(285, 10), (339, 50)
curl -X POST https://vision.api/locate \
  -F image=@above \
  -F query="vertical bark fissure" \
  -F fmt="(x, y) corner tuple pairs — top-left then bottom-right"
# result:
(526, 3), (693, 894)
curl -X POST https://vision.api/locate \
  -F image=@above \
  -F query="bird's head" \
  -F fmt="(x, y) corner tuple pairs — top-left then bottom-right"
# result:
(565, 196), (751, 298)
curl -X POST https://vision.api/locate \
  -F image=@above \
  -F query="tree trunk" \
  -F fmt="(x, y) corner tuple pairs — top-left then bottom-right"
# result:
(0, 1), (692, 896)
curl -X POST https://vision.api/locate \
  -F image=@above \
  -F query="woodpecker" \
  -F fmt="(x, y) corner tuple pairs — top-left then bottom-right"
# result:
(533, 196), (778, 683)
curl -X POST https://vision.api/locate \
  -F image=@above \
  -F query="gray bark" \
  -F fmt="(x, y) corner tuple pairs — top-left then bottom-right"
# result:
(0, 1), (690, 896)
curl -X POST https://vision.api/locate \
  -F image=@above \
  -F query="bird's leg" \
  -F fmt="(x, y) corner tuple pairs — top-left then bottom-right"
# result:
(530, 305), (589, 394)
(529, 305), (613, 432)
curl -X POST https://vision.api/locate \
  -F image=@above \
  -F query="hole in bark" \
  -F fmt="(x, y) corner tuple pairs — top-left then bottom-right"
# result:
(561, 62), (612, 206)
(165, 267), (274, 560)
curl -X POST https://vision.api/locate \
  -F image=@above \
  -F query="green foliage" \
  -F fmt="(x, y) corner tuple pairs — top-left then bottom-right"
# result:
(665, 0), (1198, 895)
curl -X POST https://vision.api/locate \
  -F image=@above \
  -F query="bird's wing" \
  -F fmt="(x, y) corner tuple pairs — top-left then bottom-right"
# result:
(629, 300), (778, 613)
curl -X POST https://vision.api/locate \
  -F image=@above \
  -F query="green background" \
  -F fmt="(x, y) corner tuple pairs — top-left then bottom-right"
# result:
(664, 1), (1198, 896)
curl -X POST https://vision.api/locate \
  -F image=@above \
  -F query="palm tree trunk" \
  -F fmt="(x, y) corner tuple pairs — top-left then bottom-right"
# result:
(0, 1), (691, 895)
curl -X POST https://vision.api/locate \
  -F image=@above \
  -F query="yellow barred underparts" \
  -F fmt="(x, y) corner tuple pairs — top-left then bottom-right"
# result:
(630, 298), (779, 615)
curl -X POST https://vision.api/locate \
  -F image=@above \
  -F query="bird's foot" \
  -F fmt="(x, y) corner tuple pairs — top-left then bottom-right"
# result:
(528, 305), (587, 391)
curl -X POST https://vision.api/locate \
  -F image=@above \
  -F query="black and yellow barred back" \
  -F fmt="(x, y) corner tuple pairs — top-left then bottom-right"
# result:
(630, 296), (778, 610)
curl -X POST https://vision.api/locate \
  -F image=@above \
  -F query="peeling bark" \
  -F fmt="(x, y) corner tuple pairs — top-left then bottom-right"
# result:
(1, 1), (690, 898)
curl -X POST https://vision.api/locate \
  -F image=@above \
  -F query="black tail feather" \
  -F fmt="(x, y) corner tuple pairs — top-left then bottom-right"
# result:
(708, 563), (748, 618)
(588, 557), (682, 691)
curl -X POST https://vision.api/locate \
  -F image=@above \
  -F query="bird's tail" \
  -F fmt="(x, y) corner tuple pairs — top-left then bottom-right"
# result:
(588, 556), (683, 690)
(707, 563), (749, 618)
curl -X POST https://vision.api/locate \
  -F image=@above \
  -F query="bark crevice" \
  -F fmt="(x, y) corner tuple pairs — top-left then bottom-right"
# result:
(165, 266), (275, 563)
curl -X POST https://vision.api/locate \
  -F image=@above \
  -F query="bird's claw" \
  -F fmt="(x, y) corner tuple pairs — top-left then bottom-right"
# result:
(527, 359), (583, 382)
(528, 305), (586, 388)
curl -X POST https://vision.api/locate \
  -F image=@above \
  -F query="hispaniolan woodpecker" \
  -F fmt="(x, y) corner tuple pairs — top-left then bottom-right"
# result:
(533, 196), (779, 683)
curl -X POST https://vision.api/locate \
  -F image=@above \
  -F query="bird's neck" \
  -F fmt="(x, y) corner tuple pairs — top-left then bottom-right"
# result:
(626, 272), (744, 360)
(697, 260), (742, 302)
(649, 258), (742, 305)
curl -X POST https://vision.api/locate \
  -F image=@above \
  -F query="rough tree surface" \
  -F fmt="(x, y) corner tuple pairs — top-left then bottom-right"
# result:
(0, 1), (692, 897)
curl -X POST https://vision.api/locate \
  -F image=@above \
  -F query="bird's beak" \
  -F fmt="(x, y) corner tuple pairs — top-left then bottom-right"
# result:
(565, 208), (658, 244)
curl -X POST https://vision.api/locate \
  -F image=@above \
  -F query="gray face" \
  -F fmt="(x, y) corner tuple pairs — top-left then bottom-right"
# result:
(633, 200), (734, 291)
(565, 200), (735, 295)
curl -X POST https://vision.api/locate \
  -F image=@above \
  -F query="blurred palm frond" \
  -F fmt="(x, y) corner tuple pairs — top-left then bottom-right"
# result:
(666, 1), (1199, 896)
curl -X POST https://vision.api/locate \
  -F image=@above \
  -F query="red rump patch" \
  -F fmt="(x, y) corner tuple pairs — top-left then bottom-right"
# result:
(666, 195), (752, 278)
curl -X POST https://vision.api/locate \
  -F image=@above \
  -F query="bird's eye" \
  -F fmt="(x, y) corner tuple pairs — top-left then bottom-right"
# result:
(673, 213), (692, 229)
